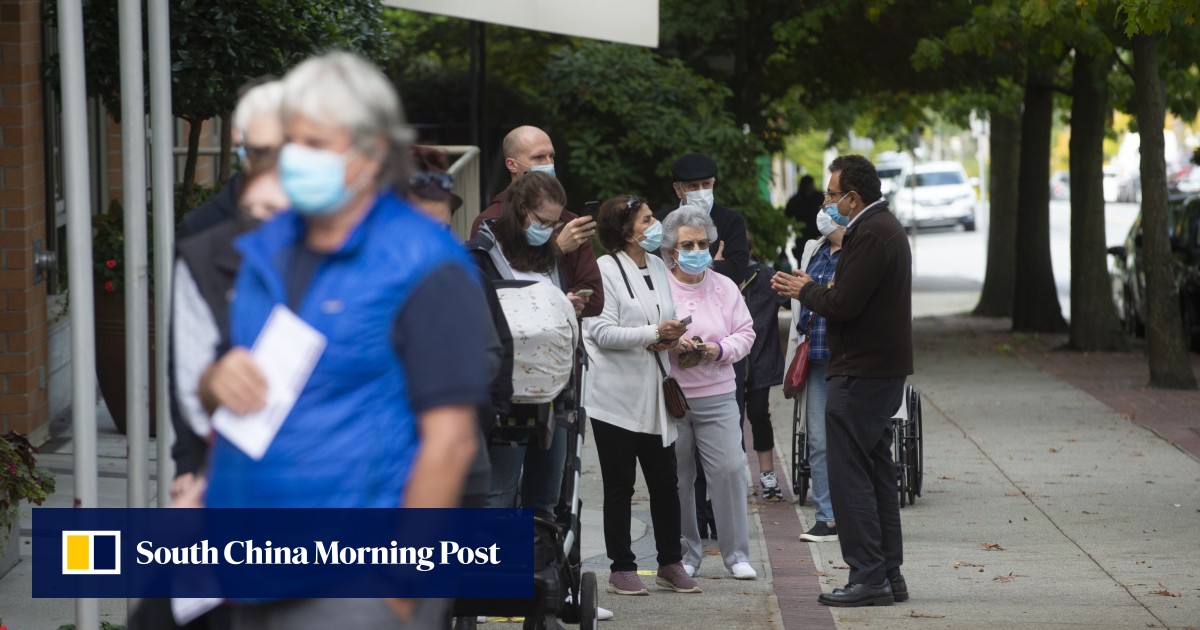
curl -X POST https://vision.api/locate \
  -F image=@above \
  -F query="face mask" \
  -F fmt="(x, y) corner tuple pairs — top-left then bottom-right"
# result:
(530, 163), (556, 178)
(823, 193), (850, 226)
(684, 188), (714, 212)
(525, 221), (554, 246)
(816, 208), (839, 236)
(637, 220), (663, 252)
(279, 143), (355, 216)
(676, 249), (712, 274)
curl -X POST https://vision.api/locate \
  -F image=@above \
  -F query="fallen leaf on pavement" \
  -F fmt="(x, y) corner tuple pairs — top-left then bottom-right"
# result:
(1149, 583), (1179, 597)
(704, 549), (720, 556)
(908, 610), (946, 619)
(1082, 510), (1098, 515)
(954, 561), (984, 569)
(1049, 447), (1060, 453)
(938, 475), (955, 480)
(981, 543), (1006, 551)
(993, 572), (1029, 582)
(832, 565), (850, 570)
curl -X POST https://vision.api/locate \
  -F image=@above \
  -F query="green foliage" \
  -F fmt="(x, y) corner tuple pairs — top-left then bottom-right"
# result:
(1, 432), (55, 547)
(55, 623), (126, 630)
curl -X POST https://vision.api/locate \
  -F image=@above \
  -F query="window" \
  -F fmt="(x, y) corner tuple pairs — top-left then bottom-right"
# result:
(903, 171), (965, 187)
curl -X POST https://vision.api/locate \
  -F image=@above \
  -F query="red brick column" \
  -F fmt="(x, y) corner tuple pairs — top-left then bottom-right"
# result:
(0, 0), (50, 439)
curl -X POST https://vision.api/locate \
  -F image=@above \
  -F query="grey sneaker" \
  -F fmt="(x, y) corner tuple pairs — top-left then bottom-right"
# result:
(606, 570), (649, 596)
(760, 471), (782, 501)
(800, 522), (838, 542)
(655, 562), (702, 593)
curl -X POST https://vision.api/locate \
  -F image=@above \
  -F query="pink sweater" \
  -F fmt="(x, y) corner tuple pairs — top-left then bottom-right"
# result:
(666, 269), (756, 398)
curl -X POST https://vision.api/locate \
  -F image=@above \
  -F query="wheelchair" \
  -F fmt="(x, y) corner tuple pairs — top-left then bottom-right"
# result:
(791, 383), (923, 508)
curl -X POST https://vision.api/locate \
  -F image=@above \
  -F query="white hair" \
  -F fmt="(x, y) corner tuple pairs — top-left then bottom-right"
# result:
(280, 51), (416, 186)
(232, 81), (283, 138)
(661, 205), (718, 257)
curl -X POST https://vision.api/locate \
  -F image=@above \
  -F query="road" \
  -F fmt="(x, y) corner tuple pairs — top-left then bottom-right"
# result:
(906, 200), (1141, 317)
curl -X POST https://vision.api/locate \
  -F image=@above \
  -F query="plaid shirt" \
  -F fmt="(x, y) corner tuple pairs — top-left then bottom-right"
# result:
(797, 242), (840, 361)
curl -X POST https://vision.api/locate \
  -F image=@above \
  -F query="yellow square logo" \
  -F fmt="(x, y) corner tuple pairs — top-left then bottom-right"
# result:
(61, 531), (121, 575)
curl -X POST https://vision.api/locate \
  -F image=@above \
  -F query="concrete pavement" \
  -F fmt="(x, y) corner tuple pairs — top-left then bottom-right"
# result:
(3, 313), (1200, 629)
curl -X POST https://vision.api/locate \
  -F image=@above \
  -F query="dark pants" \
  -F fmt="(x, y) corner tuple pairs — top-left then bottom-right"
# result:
(743, 385), (775, 453)
(591, 418), (683, 572)
(825, 375), (905, 586)
(695, 358), (748, 531)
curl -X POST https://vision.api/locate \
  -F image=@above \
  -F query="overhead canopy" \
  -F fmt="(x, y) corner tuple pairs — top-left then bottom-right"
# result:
(382, 0), (659, 48)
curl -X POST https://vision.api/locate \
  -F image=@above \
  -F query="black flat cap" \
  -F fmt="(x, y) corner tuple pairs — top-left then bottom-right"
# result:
(671, 152), (718, 181)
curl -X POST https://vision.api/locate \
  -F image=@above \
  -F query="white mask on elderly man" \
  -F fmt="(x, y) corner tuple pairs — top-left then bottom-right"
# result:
(683, 188), (714, 212)
(816, 207), (839, 236)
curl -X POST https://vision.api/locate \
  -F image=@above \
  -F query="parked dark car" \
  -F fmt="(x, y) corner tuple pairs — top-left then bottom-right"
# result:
(1108, 192), (1200, 349)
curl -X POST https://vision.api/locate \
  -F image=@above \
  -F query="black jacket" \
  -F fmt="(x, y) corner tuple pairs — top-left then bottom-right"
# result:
(798, 201), (913, 378)
(656, 202), (750, 285)
(177, 172), (242, 240)
(742, 258), (790, 389)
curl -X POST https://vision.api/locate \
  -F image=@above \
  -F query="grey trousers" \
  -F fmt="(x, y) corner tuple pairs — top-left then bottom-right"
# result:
(674, 391), (751, 570)
(232, 598), (449, 630)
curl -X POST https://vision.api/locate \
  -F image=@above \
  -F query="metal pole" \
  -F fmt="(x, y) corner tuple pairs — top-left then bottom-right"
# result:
(57, 0), (99, 627)
(118, 0), (149, 514)
(148, 0), (176, 508)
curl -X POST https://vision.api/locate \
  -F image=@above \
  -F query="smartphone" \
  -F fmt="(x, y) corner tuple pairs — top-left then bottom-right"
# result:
(680, 315), (693, 327)
(581, 200), (600, 219)
(576, 289), (595, 298)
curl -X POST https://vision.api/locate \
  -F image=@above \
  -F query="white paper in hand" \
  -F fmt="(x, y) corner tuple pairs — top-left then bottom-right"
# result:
(212, 305), (326, 460)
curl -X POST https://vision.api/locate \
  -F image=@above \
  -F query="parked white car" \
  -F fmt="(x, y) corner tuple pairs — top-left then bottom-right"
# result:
(891, 161), (977, 231)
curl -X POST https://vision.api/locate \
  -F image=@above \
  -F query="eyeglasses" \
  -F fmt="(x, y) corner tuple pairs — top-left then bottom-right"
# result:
(531, 212), (564, 231)
(675, 239), (711, 251)
(411, 171), (455, 193)
(824, 190), (849, 200)
(241, 144), (281, 165)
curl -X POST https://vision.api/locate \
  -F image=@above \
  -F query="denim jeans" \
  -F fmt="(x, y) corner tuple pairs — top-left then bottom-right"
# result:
(485, 423), (567, 516)
(805, 360), (834, 524)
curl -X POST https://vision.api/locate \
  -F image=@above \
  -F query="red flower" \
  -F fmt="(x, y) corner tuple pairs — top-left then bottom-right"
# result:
(106, 259), (116, 268)
(105, 281), (114, 292)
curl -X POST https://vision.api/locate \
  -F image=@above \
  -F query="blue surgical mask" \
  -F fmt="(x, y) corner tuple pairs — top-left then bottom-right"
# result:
(279, 143), (353, 216)
(637, 220), (663, 252)
(684, 188), (714, 212)
(530, 163), (556, 178)
(525, 221), (555, 246)
(676, 249), (712, 274)
(823, 193), (850, 226)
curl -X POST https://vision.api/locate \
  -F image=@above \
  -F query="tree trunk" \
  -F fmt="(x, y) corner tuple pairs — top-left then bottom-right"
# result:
(1068, 51), (1128, 351)
(1132, 34), (1197, 389)
(973, 108), (1021, 317)
(1012, 72), (1068, 332)
(218, 115), (233, 185)
(181, 117), (203, 213)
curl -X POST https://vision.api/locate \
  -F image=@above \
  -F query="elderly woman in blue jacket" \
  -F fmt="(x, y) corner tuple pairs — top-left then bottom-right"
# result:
(198, 52), (491, 628)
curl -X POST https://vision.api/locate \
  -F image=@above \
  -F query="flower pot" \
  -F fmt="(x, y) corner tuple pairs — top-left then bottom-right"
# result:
(0, 513), (18, 579)
(93, 285), (157, 436)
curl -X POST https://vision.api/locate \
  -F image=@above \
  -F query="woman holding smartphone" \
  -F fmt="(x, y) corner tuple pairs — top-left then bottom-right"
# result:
(583, 195), (701, 596)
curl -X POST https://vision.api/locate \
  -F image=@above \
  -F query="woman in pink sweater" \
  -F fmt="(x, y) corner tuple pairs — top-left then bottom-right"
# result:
(662, 205), (757, 580)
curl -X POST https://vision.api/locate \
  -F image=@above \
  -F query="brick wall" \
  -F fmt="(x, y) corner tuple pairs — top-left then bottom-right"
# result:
(0, 0), (49, 438)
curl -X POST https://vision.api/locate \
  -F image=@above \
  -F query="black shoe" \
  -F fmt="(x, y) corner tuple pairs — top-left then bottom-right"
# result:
(888, 573), (909, 602)
(799, 522), (838, 542)
(818, 582), (894, 607)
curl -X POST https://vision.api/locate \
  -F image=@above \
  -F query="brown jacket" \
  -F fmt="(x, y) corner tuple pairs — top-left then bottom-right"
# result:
(798, 201), (912, 378)
(470, 191), (604, 317)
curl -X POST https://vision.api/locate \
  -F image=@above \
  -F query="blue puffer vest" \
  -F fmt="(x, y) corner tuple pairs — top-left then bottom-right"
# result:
(204, 192), (476, 508)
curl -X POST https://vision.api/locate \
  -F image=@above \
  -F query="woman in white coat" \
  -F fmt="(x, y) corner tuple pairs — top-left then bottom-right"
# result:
(583, 195), (701, 596)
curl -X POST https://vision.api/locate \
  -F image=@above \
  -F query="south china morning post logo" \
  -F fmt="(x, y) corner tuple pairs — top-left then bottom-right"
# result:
(61, 531), (121, 575)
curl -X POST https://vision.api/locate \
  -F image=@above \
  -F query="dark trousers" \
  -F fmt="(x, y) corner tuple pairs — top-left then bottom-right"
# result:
(591, 418), (683, 571)
(825, 375), (905, 586)
(694, 358), (749, 531)
(743, 385), (775, 453)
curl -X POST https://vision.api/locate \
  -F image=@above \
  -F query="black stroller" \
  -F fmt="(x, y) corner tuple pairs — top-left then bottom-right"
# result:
(792, 382), (924, 508)
(453, 280), (599, 630)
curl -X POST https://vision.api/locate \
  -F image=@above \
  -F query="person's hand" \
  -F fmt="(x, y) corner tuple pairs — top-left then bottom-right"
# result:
(675, 336), (697, 353)
(170, 474), (206, 508)
(771, 269), (812, 299)
(385, 598), (414, 622)
(566, 292), (586, 317)
(646, 341), (674, 352)
(657, 319), (688, 342)
(700, 342), (721, 363)
(713, 240), (725, 261)
(556, 216), (596, 253)
(200, 348), (268, 415)
(170, 472), (198, 502)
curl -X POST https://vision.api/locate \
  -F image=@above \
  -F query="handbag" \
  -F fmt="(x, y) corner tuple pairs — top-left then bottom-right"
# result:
(783, 313), (816, 400)
(656, 353), (690, 418)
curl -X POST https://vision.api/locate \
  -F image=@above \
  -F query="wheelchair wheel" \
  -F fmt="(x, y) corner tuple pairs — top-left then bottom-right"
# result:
(911, 388), (924, 497)
(791, 398), (811, 503)
(893, 418), (909, 508)
(579, 572), (598, 630)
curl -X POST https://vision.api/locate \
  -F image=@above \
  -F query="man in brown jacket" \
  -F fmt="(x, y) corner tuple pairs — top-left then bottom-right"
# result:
(772, 154), (913, 607)
(470, 125), (604, 317)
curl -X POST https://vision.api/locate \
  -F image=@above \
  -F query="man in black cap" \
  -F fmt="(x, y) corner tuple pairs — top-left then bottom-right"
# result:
(659, 152), (752, 542)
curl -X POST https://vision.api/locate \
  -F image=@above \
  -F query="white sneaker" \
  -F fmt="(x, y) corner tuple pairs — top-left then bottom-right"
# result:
(730, 562), (758, 580)
(475, 616), (488, 623)
(683, 563), (698, 578)
(598, 606), (613, 620)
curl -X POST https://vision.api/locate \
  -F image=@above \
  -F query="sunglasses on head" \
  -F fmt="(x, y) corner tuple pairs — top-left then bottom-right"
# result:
(410, 171), (455, 193)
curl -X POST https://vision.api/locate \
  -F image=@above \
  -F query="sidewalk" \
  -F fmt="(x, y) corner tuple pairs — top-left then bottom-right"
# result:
(3, 316), (1200, 629)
